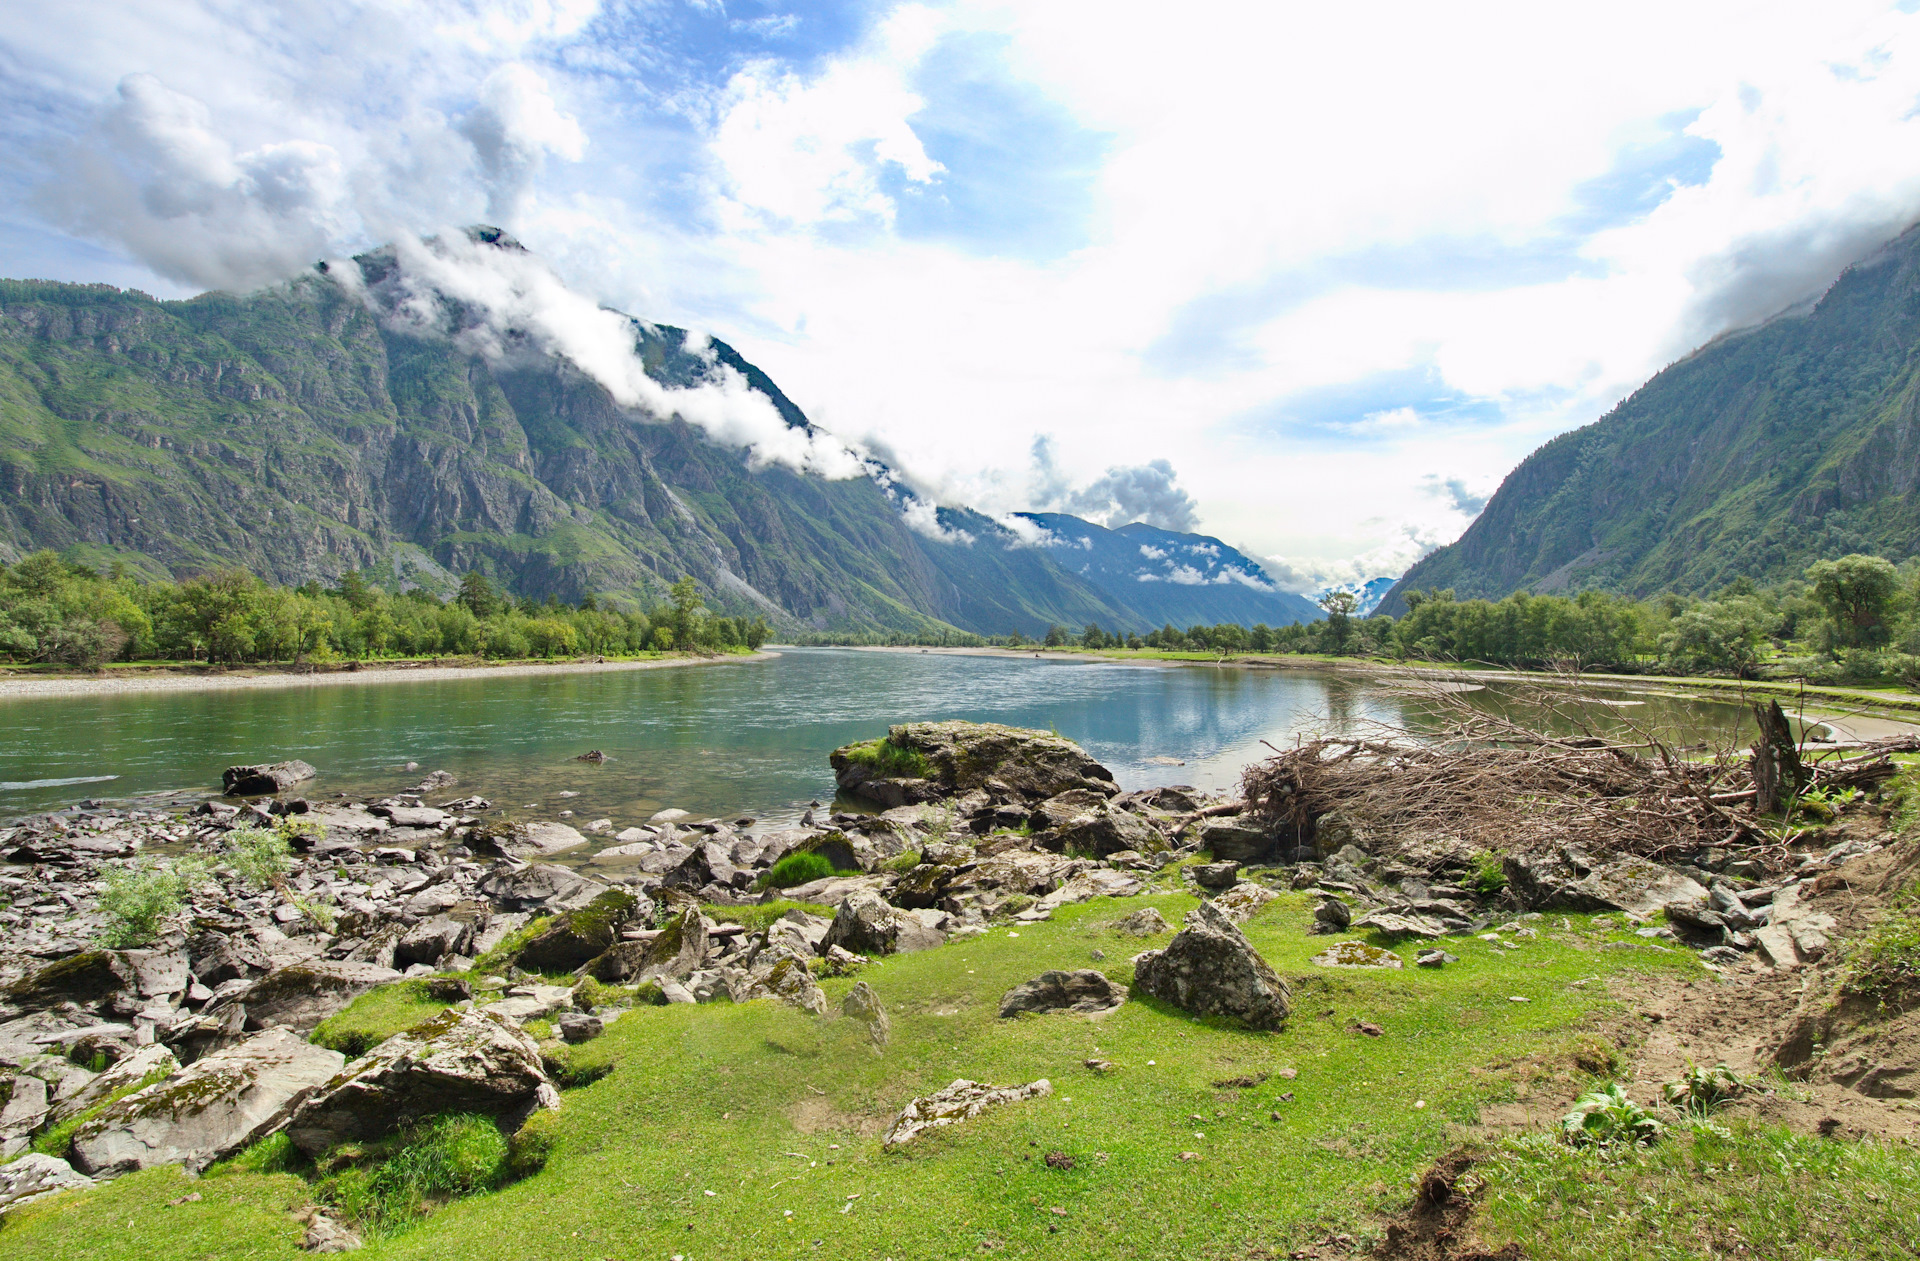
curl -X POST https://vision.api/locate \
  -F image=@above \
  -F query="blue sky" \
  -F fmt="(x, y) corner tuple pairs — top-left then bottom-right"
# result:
(8, 1), (1920, 588)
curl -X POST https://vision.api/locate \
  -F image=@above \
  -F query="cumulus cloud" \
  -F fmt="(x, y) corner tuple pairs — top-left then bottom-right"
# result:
(457, 64), (587, 223)
(1029, 439), (1201, 532)
(1427, 474), (1489, 516)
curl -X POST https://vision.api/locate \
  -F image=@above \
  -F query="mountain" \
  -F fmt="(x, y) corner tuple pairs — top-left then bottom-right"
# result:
(1013, 513), (1323, 628)
(1379, 222), (1920, 616)
(1315, 576), (1396, 616)
(0, 232), (1314, 637)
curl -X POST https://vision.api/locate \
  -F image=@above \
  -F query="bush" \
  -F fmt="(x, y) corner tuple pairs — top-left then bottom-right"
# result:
(222, 825), (292, 888)
(1465, 851), (1508, 895)
(1561, 1083), (1663, 1148)
(95, 856), (211, 947)
(761, 851), (837, 888)
(1661, 1062), (1753, 1116)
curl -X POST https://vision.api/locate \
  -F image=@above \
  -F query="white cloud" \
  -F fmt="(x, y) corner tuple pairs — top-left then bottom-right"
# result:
(1138, 544), (1166, 560)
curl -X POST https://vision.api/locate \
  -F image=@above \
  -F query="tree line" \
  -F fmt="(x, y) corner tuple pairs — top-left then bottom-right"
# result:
(0, 554), (769, 667)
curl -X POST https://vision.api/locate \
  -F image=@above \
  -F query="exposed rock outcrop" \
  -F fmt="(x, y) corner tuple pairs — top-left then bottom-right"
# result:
(881, 1077), (1053, 1148)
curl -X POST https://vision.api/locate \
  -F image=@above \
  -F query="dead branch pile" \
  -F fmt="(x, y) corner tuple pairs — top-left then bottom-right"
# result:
(1238, 692), (1920, 868)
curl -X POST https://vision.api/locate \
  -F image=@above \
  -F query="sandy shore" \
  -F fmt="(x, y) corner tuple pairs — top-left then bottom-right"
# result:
(0, 650), (778, 700)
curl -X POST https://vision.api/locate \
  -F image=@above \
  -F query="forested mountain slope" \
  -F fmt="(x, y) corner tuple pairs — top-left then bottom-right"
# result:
(1380, 221), (1920, 615)
(0, 238), (1285, 637)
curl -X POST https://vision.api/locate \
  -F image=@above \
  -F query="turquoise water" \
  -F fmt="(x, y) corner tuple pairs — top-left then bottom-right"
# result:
(0, 650), (1752, 833)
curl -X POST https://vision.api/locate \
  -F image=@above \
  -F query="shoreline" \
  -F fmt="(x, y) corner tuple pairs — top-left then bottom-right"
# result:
(0, 649), (779, 700)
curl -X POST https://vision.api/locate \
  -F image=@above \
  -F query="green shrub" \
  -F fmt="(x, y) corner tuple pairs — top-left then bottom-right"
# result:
(95, 857), (212, 947)
(761, 851), (837, 888)
(215, 1131), (297, 1176)
(842, 737), (932, 780)
(1466, 851), (1508, 895)
(222, 825), (293, 888)
(1561, 1083), (1663, 1148)
(506, 1109), (561, 1179)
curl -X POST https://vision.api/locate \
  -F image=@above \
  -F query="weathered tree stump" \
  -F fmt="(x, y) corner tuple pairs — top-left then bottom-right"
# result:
(1750, 699), (1804, 815)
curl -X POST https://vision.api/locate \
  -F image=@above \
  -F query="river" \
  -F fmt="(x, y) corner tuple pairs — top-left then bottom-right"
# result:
(0, 649), (1758, 833)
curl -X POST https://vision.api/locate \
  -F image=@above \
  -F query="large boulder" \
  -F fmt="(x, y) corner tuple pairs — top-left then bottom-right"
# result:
(476, 862), (608, 912)
(832, 721), (1116, 808)
(48, 1043), (179, 1126)
(999, 970), (1128, 1018)
(581, 906), (708, 983)
(69, 1028), (345, 1176)
(1048, 802), (1165, 857)
(395, 918), (475, 969)
(468, 822), (588, 860)
(233, 960), (403, 1033)
(2, 952), (135, 1015)
(222, 760), (317, 796)
(285, 1008), (555, 1155)
(0, 1153), (94, 1211)
(821, 890), (945, 957)
(1131, 901), (1291, 1030)
(511, 890), (645, 973)
(1198, 818), (1278, 864)
(1503, 848), (1707, 916)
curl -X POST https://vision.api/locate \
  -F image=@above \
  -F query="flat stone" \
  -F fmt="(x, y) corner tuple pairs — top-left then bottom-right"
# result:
(999, 970), (1128, 1018)
(881, 1077), (1052, 1148)
(1311, 940), (1404, 969)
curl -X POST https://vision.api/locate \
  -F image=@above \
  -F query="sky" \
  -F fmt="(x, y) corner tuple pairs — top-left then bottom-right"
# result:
(8, 1), (1920, 590)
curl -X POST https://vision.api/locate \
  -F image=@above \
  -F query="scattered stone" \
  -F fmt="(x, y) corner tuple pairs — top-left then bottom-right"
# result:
(1112, 908), (1172, 937)
(998, 970), (1128, 1018)
(1351, 911), (1448, 940)
(1131, 902), (1291, 1030)
(1195, 818), (1276, 864)
(558, 1012), (604, 1044)
(478, 862), (608, 912)
(232, 960), (404, 1034)
(302, 1207), (364, 1252)
(0, 1153), (94, 1212)
(1415, 949), (1456, 968)
(1191, 862), (1241, 891)
(842, 982), (890, 1048)
(881, 1077), (1053, 1148)
(513, 890), (645, 972)
(1351, 1021), (1384, 1037)
(822, 890), (944, 957)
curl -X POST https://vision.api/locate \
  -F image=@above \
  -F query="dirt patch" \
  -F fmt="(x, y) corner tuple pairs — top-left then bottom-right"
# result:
(785, 1095), (888, 1137)
(1614, 833), (1920, 1143)
(1369, 1151), (1520, 1261)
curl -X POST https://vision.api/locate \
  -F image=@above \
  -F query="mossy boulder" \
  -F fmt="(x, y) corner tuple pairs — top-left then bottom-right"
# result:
(237, 960), (404, 1034)
(512, 890), (644, 974)
(831, 721), (1116, 809)
(1, 952), (131, 1015)
(580, 906), (707, 983)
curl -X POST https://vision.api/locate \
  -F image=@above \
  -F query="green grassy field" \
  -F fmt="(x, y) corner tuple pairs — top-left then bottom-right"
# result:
(5, 888), (1727, 1260)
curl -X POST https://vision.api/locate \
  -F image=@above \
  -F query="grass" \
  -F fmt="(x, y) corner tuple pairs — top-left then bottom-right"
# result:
(759, 852), (847, 889)
(5, 889), (1708, 1260)
(1838, 880), (1920, 1010)
(840, 736), (933, 780)
(311, 980), (459, 1058)
(1474, 1121), (1920, 1259)
(30, 1066), (176, 1159)
(316, 1114), (510, 1235)
(700, 900), (838, 934)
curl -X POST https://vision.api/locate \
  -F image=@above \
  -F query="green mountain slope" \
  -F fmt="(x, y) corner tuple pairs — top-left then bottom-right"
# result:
(0, 251), (1178, 637)
(1380, 222), (1920, 616)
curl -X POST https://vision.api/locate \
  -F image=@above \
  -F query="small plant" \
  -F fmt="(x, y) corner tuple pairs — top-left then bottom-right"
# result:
(319, 1113), (509, 1233)
(95, 856), (212, 947)
(506, 1108), (560, 1179)
(286, 891), (339, 932)
(1560, 1083), (1663, 1148)
(1661, 1062), (1753, 1115)
(760, 851), (838, 888)
(223, 824), (293, 888)
(1465, 851), (1508, 895)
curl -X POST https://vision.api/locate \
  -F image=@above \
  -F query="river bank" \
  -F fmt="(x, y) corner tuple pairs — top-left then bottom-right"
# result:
(0, 649), (776, 700)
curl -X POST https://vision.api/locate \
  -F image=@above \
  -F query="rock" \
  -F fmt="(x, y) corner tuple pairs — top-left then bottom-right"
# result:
(477, 862), (608, 912)
(1310, 941), (1404, 969)
(302, 1208), (364, 1252)
(3, 951), (136, 1014)
(378, 806), (447, 829)
(1197, 818), (1276, 864)
(998, 970), (1128, 1018)
(582, 906), (708, 983)
(1131, 902), (1291, 1030)
(469, 822), (588, 860)
(1504, 848), (1708, 916)
(832, 721), (1116, 809)
(763, 908), (831, 958)
(512, 890), (644, 972)
(754, 956), (828, 1016)
(881, 1077), (1053, 1148)
(1312, 810), (1372, 858)
(222, 760), (318, 796)
(1112, 907), (1172, 936)
(1211, 882), (1280, 924)
(190, 933), (272, 986)
(1035, 868), (1145, 911)
(1313, 897), (1352, 932)
(822, 890), (944, 957)
(660, 841), (743, 892)
(480, 984), (574, 1024)
(70, 1028), (345, 1176)
(1351, 911), (1448, 940)
(286, 1008), (555, 1155)
(842, 981), (890, 1047)
(0, 1071), (49, 1141)
(48, 1042), (179, 1126)
(395, 917), (474, 969)
(1415, 949), (1456, 968)
(1191, 862), (1241, 891)
(557, 1012), (603, 1043)
(1050, 803), (1165, 858)
(0, 1153), (93, 1212)
(236, 960), (404, 1034)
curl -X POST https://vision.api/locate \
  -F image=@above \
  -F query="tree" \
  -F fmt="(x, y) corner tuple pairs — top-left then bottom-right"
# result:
(457, 571), (500, 619)
(1807, 554), (1899, 648)
(336, 569), (375, 611)
(666, 576), (704, 649)
(1082, 623), (1107, 649)
(1044, 624), (1068, 647)
(1659, 599), (1768, 678)
(1318, 589), (1359, 654)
